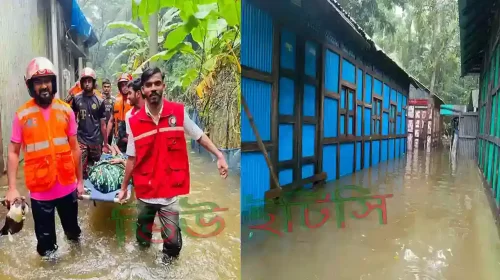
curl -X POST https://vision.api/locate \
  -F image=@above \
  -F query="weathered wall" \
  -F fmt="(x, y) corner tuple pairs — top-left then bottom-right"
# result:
(0, 0), (50, 171)
(477, 9), (500, 207)
(409, 84), (428, 99)
(55, 2), (78, 100)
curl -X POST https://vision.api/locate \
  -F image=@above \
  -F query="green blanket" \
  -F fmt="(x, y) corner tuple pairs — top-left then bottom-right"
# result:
(87, 155), (129, 194)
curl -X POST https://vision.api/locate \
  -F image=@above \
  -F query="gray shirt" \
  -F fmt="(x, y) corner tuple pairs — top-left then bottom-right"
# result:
(125, 103), (203, 205)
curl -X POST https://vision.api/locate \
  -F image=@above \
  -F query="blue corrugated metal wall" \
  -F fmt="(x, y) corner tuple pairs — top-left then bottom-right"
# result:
(241, 0), (409, 212)
(321, 47), (408, 182)
(241, 0), (274, 212)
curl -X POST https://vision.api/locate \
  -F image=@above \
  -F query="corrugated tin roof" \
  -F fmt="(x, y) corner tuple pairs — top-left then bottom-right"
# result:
(458, 0), (496, 75)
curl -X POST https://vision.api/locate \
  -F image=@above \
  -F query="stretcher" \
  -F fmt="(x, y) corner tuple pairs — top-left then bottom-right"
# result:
(81, 153), (132, 203)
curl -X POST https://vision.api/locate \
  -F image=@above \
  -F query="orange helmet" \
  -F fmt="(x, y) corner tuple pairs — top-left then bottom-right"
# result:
(117, 73), (132, 84)
(24, 57), (57, 98)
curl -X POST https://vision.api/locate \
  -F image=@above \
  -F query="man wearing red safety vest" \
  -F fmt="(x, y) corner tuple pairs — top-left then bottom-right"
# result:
(117, 67), (228, 262)
(5, 57), (84, 257)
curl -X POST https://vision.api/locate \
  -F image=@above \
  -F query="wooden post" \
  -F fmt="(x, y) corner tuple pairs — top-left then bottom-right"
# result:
(241, 95), (282, 199)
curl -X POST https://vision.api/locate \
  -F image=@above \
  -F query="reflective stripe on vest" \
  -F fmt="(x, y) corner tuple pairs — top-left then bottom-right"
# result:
(18, 106), (40, 119)
(53, 137), (69, 146)
(19, 103), (71, 118)
(25, 137), (69, 152)
(133, 127), (185, 141)
(25, 141), (49, 152)
(52, 103), (73, 113)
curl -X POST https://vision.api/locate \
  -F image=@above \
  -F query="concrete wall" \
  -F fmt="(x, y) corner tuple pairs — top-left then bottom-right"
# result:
(0, 0), (51, 171)
(0, 0), (82, 171)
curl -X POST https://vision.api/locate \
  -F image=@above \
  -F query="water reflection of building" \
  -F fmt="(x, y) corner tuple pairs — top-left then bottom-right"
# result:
(240, 0), (431, 212)
(0, 0), (97, 171)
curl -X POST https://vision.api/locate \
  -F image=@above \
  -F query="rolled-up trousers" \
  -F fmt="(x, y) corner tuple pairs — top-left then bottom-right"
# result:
(135, 199), (183, 257)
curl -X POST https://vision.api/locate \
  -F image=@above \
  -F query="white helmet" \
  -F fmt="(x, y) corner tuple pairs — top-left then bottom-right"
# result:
(24, 57), (57, 98)
(80, 67), (97, 80)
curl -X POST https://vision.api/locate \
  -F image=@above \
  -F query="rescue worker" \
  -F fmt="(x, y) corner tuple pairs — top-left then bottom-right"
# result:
(106, 73), (132, 153)
(110, 78), (144, 165)
(71, 67), (108, 178)
(117, 67), (229, 262)
(126, 78), (145, 117)
(66, 81), (81, 101)
(65, 80), (102, 106)
(101, 79), (116, 146)
(5, 57), (84, 257)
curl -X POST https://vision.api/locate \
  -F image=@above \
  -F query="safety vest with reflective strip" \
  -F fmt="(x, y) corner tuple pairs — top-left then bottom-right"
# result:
(129, 99), (190, 199)
(17, 99), (77, 192)
(112, 94), (131, 136)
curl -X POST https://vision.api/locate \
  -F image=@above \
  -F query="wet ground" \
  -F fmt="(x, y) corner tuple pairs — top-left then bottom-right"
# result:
(0, 150), (240, 280)
(242, 149), (500, 280)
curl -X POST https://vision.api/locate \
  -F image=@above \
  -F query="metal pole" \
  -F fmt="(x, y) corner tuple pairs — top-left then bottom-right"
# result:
(50, 0), (60, 99)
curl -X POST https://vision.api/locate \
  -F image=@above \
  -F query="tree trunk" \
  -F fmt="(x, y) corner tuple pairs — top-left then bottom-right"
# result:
(428, 0), (438, 96)
(149, 13), (159, 68)
(404, 9), (412, 69)
(430, 65), (437, 93)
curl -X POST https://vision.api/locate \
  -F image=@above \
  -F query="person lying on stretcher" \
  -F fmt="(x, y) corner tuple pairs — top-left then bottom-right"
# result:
(86, 153), (130, 194)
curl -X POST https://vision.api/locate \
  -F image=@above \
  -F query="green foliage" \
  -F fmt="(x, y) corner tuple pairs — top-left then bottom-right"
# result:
(103, 7), (181, 74)
(337, 0), (406, 37)
(80, 0), (240, 148)
(343, 0), (478, 105)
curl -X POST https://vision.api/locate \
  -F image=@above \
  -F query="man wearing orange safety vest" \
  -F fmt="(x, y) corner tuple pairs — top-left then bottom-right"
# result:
(5, 57), (84, 257)
(106, 73), (132, 153)
(118, 67), (228, 263)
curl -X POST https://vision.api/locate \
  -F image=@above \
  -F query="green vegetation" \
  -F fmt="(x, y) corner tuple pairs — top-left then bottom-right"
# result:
(338, 0), (478, 104)
(79, 0), (241, 148)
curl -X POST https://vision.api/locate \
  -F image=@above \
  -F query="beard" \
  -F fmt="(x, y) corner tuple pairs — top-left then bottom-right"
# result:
(83, 86), (93, 94)
(148, 90), (162, 104)
(35, 89), (54, 107)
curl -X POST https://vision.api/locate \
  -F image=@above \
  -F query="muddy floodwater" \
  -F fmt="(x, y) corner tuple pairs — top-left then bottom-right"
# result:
(242, 149), (500, 280)
(0, 150), (240, 280)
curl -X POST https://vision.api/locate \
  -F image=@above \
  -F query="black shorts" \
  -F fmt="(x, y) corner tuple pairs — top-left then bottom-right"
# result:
(107, 132), (113, 145)
(117, 138), (127, 153)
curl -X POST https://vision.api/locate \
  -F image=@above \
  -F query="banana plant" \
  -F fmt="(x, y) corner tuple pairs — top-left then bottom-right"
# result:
(131, 0), (241, 99)
(102, 7), (181, 73)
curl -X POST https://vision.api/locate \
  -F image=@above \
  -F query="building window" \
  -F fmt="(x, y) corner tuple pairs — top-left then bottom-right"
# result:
(390, 104), (397, 134)
(372, 97), (382, 135)
(340, 86), (356, 136)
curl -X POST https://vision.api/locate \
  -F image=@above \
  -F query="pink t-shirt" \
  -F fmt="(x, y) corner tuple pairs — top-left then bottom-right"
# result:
(11, 106), (78, 201)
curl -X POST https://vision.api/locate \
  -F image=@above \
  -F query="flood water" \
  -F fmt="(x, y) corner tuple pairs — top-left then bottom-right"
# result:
(242, 149), (500, 280)
(0, 150), (240, 280)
